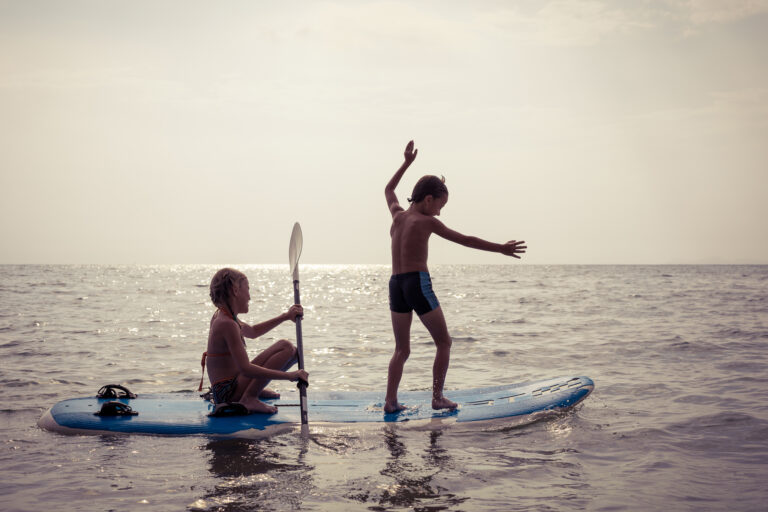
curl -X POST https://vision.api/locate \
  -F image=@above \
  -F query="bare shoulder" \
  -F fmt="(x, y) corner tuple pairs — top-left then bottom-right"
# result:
(389, 202), (405, 217)
(211, 314), (239, 336)
(425, 214), (447, 231)
(427, 216), (457, 239)
(402, 211), (443, 238)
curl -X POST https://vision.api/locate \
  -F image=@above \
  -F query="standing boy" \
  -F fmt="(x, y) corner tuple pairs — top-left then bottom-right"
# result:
(384, 140), (526, 413)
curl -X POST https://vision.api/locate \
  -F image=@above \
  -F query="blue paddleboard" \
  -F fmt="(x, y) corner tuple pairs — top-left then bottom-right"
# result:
(38, 376), (594, 438)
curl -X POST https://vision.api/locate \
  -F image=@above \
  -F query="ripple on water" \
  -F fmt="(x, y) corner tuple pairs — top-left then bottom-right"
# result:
(2, 264), (768, 511)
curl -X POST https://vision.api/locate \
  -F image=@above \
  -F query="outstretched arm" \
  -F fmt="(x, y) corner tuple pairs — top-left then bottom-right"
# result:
(385, 140), (418, 217)
(432, 219), (527, 259)
(240, 305), (303, 339)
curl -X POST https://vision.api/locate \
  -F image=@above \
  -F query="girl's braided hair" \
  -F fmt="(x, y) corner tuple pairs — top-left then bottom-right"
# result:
(209, 268), (246, 311)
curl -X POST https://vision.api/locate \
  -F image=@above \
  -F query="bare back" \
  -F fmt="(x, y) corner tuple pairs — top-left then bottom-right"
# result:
(206, 312), (245, 383)
(390, 207), (437, 274)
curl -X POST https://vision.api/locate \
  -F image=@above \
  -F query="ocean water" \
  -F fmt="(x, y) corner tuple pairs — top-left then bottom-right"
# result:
(1, 264), (767, 511)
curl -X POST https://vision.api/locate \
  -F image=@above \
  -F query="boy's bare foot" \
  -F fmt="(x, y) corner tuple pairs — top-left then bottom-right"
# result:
(259, 388), (280, 399)
(432, 397), (457, 410)
(384, 402), (408, 414)
(242, 398), (278, 414)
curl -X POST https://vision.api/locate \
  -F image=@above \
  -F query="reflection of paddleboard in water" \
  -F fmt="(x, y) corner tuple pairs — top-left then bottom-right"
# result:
(38, 376), (594, 438)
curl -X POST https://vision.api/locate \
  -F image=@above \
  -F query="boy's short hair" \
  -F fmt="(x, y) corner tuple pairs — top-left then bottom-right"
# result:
(408, 175), (448, 203)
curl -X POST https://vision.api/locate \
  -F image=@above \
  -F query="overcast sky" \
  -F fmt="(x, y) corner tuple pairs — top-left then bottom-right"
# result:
(1, 0), (767, 265)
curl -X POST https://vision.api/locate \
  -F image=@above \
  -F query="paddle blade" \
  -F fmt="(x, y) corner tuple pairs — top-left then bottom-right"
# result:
(289, 222), (303, 281)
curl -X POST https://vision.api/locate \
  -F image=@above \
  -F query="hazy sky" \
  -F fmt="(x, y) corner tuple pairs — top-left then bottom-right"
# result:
(1, 1), (767, 265)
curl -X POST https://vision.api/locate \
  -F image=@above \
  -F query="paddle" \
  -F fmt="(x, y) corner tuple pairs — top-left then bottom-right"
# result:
(289, 222), (309, 429)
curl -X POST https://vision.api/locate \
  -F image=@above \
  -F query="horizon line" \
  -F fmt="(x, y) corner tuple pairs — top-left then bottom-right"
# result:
(1, 262), (767, 267)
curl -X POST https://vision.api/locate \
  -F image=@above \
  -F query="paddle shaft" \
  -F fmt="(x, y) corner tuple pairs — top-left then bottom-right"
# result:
(293, 279), (308, 425)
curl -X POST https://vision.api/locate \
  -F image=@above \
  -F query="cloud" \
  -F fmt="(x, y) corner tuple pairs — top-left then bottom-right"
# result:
(493, 1), (650, 46)
(474, 0), (768, 46)
(674, 0), (768, 25)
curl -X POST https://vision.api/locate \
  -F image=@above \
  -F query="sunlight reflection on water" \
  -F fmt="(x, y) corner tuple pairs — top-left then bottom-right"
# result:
(2, 264), (768, 511)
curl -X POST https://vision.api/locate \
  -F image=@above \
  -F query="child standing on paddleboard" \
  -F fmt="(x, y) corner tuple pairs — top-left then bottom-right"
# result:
(384, 141), (527, 413)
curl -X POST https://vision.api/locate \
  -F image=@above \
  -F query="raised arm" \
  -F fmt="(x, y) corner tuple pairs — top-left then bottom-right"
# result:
(385, 140), (418, 217)
(431, 219), (527, 259)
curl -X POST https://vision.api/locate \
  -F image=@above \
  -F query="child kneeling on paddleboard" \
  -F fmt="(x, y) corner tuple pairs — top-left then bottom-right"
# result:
(384, 141), (527, 413)
(201, 268), (309, 414)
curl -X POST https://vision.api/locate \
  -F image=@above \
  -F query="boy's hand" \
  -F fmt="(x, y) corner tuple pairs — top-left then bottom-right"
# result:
(404, 140), (418, 165)
(501, 240), (527, 259)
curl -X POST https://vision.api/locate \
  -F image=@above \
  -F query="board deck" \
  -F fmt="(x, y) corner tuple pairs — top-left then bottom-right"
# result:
(38, 376), (594, 438)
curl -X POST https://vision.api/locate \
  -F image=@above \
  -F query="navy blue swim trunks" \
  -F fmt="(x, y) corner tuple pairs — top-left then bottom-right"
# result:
(389, 271), (440, 316)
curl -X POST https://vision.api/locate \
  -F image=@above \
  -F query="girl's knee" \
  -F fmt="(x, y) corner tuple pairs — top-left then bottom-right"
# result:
(277, 340), (298, 371)
(277, 339), (295, 353)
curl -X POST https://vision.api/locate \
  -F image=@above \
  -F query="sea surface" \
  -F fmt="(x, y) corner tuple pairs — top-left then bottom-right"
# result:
(1, 264), (767, 511)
